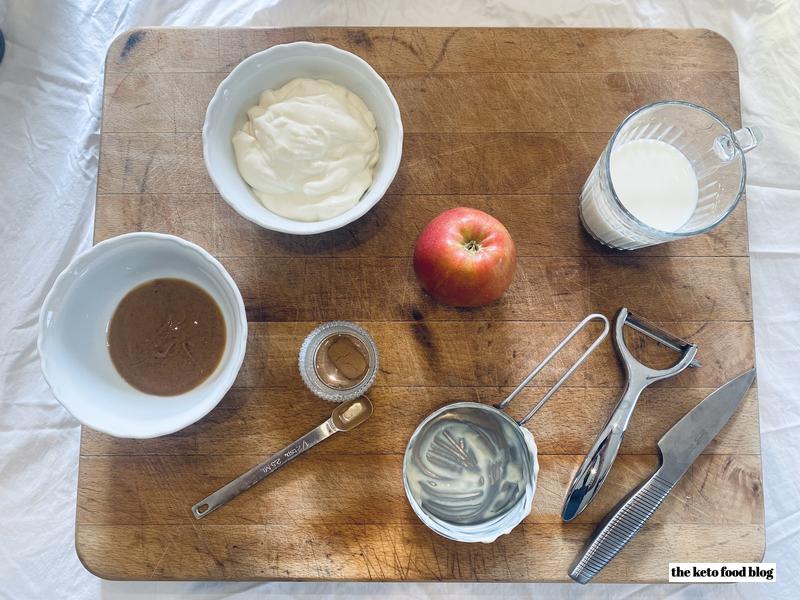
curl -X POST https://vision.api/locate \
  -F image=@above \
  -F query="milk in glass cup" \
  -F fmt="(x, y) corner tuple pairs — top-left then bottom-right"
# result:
(579, 101), (761, 250)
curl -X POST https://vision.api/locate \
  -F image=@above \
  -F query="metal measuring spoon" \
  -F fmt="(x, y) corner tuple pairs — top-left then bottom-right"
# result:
(191, 396), (373, 519)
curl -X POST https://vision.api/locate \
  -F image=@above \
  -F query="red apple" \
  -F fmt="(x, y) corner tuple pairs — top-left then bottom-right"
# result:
(413, 207), (517, 307)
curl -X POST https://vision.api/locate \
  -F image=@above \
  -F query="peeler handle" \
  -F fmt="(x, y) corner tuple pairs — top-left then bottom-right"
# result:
(561, 376), (648, 522)
(569, 467), (674, 584)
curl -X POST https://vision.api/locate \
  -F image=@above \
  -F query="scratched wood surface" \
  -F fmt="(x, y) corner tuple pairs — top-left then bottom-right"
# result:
(77, 27), (763, 582)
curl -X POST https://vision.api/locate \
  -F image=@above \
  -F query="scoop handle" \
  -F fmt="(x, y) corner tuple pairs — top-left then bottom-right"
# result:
(192, 418), (337, 519)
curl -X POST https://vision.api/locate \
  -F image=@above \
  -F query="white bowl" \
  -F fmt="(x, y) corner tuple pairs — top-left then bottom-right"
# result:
(37, 233), (248, 439)
(203, 41), (403, 235)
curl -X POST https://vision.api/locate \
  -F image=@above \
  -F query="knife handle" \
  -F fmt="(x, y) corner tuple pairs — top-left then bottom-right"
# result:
(569, 471), (674, 584)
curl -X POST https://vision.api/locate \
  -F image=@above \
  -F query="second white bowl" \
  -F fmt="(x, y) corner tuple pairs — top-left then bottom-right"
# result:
(203, 41), (403, 235)
(37, 233), (248, 439)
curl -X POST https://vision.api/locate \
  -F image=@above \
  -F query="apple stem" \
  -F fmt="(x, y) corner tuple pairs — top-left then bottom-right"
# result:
(464, 240), (481, 252)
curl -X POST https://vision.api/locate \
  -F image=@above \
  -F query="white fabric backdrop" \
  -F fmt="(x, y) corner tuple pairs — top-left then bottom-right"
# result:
(1, 0), (798, 598)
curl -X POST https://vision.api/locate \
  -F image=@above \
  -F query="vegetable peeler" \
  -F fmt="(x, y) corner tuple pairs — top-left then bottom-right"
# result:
(561, 307), (699, 522)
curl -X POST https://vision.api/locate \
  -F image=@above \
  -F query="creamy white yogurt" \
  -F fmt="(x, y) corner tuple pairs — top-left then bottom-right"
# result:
(232, 78), (379, 222)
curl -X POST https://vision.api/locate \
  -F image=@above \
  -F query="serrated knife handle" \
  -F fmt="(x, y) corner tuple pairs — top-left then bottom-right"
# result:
(569, 471), (674, 584)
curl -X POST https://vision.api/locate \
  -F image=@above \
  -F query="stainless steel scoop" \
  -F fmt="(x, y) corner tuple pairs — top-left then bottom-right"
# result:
(192, 396), (372, 519)
(403, 313), (610, 543)
(561, 307), (699, 522)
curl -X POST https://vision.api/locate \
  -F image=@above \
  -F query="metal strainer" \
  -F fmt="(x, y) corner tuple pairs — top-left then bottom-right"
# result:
(403, 314), (610, 543)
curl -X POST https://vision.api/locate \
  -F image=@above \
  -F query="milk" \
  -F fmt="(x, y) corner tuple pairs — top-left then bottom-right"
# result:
(610, 139), (698, 230)
(580, 139), (700, 249)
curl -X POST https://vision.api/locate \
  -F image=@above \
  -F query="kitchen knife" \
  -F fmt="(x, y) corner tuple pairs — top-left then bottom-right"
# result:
(568, 368), (756, 584)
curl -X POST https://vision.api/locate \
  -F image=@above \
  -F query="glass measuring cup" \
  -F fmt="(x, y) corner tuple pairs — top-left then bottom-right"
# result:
(298, 321), (379, 402)
(579, 100), (761, 250)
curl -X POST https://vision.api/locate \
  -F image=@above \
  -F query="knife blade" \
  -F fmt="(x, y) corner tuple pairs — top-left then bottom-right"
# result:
(568, 368), (756, 584)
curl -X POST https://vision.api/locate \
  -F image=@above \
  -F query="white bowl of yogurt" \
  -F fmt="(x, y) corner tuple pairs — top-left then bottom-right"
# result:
(203, 42), (403, 235)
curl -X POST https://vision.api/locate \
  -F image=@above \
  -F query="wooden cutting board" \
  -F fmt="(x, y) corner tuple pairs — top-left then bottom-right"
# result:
(77, 27), (763, 582)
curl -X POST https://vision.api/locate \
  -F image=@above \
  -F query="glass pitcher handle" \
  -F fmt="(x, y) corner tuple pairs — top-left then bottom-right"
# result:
(714, 125), (762, 160)
(734, 126), (763, 153)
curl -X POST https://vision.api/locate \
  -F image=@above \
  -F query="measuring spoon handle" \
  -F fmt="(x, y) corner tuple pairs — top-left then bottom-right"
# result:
(192, 418), (338, 519)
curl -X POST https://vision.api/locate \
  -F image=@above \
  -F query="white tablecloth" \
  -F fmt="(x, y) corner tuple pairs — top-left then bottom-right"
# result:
(2, 1), (798, 598)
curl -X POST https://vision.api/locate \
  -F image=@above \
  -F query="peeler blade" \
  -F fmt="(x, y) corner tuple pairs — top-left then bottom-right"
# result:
(624, 311), (701, 368)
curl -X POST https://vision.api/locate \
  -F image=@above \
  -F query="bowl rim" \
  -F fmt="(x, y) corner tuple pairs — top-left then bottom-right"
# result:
(202, 40), (404, 235)
(36, 232), (249, 439)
